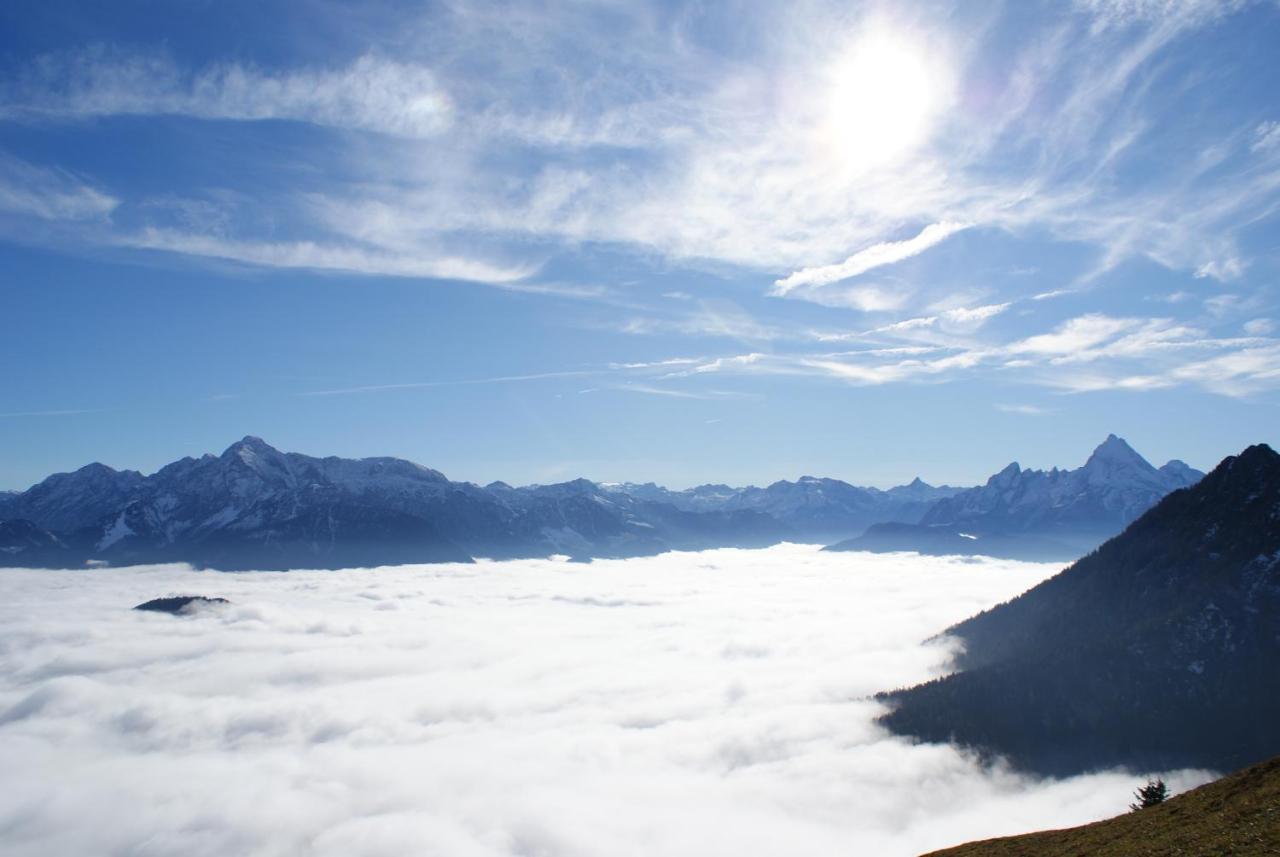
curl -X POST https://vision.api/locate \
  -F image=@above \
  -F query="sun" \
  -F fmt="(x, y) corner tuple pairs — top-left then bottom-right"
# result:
(821, 29), (945, 171)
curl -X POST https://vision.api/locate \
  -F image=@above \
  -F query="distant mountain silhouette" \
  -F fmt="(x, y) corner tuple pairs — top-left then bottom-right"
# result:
(826, 521), (1083, 562)
(877, 443), (1280, 775)
(0, 436), (799, 569)
(0, 434), (1204, 570)
(827, 435), (1202, 561)
(604, 475), (964, 543)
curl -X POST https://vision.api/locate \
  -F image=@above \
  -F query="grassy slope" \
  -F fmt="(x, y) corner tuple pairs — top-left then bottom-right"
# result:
(922, 755), (1280, 857)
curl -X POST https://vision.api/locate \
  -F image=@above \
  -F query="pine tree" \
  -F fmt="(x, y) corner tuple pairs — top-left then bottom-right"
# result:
(1130, 777), (1168, 810)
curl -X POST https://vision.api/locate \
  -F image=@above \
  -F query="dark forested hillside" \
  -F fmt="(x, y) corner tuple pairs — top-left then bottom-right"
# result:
(878, 444), (1280, 776)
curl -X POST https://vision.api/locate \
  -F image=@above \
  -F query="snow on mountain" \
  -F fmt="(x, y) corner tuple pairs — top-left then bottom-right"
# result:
(0, 434), (1201, 569)
(0, 437), (789, 567)
(0, 462), (145, 533)
(602, 475), (966, 541)
(919, 434), (1205, 549)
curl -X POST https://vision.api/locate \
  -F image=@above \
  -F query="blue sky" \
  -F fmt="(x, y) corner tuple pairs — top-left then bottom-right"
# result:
(2, 0), (1279, 490)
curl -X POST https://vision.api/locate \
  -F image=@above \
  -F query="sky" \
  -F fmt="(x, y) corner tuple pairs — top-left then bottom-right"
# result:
(2, 0), (1280, 490)
(0, 546), (1213, 856)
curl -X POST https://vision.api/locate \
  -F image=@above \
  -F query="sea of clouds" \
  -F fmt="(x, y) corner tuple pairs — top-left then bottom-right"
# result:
(0, 544), (1211, 857)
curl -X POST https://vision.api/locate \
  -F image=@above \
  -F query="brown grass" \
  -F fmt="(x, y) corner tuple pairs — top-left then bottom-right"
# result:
(922, 755), (1280, 857)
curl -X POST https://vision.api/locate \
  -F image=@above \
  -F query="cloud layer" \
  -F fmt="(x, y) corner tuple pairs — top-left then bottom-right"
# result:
(1, 1), (1277, 400)
(0, 546), (1212, 857)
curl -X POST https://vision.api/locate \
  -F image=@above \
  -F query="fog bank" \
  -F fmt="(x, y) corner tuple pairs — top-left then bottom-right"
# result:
(0, 545), (1211, 856)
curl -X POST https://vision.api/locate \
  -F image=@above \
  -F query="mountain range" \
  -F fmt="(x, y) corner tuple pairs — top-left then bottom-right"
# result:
(0, 434), (1198, 569)
(877, 442), (1280, 776)
(827, 434), (1202, 560)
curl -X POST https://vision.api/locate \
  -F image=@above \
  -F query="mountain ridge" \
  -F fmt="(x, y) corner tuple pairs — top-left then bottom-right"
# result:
(877, 442), (1280, 775)
(0, 434), (1203, 570)
(826, 435), (1203, 560)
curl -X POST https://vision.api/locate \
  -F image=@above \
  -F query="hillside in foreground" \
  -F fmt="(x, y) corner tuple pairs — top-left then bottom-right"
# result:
(921, 754), (1280, 856)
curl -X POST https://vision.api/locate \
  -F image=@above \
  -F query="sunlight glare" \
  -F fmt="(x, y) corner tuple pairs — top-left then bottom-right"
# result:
(823, 29), (944, 171)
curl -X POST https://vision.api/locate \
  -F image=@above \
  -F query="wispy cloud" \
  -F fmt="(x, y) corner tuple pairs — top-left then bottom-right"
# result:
(996, 403), (1052, 416)
(614, 301), (783, 342)
(123, 228), (538, 286)
(774, 221), (971, 294)
(1253, 120), (1280, 153)
(607, 384), (745, 400)
(2, 51), (453, 137)
(1008, 314), (1139, 356)
(942, 303), (1011, 325)
(0, 1), (1273, 308)
(300, 370), (597, 397)
(0, 0), (1277, 408)
(661, 310), (1280, 397)
(0, 152), (117, 221)
(0, 408), (100, 418)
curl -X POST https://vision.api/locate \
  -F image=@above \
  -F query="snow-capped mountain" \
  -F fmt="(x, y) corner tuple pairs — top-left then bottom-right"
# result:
(0, 462), (144, 533)
(920, 434), (1202, 538)
(827, 435), (1204, 560)
(603, 475), (965, 542)
(0, 437), (789, 568)
(0, 434), (1200, 569)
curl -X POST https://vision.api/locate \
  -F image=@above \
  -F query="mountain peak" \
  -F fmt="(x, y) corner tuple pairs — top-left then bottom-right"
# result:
(1083, 434), (1152, 472)
(1233, 442), (1278, 467)
(221, 435), (280, 459)
(1159, 458), (1204, 488)
(986, 461), (1021, 487)
(75, 462), (118, 476)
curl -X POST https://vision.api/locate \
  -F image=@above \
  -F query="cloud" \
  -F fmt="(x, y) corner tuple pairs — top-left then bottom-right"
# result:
(1194, 258), (1246, 281)
(615, 302), (783, 342)
(1243, 318), (1275, 336)
(607, 384), (742, 400)
(300, 370), (597, 397)
(784, 285), (913, 313)
(0, 546), (1214, 857)
(0, 409), (100, 418)
(1008, 314), (1139, 355)
(2, 51), (453, 137)
(942, 303), (1011, 325)
(774, 222), (971, 294)
(1251, 120), (1280, 153)
(996, 403), (1052, 415)
(0, 152), (117, 221)
(122, 228), (537, 286)
(656, 307), (1280, 397)
(0, 2), (1273, 306)
(1075, 0), (1244, 31)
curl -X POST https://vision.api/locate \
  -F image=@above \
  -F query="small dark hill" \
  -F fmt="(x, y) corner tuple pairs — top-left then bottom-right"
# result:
(134, 596), (230, 614)
(921, 754), (1280, 857)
